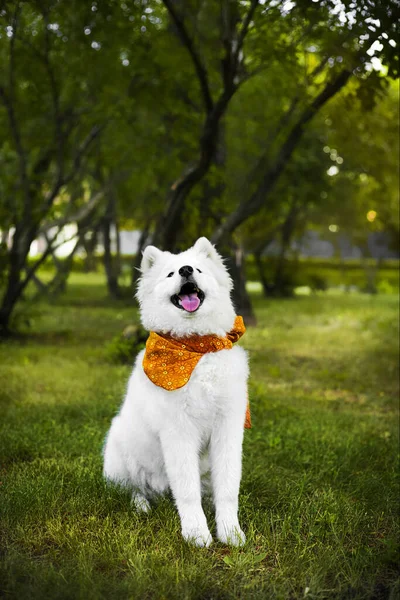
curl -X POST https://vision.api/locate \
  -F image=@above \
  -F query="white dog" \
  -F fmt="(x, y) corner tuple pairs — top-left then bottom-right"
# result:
(103, 237), (249, 547)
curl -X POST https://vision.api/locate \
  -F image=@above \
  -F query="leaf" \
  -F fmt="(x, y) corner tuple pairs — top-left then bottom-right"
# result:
(252, 551), (268, 564)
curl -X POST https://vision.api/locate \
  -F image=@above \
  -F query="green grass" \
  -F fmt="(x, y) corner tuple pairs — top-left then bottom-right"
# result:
(0, 273), (399, 599)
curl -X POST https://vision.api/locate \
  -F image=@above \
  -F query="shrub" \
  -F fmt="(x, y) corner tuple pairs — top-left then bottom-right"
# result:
(106, 323), (148, 364)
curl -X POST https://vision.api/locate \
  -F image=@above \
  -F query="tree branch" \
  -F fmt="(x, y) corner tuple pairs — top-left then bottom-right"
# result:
(0, 3), (30, 214)
(211, 69), (352, 243)
(154, 0), (263, 249)
(0, 86), (28, 199)
(39, 124), (104, 215)
(39, 185), (107, 234)
(63, 124), (104, 186)
(42, 8), (64, 185)
(15, 225), (65, 298)
(233, 0), (259, 71)
(39, 167), (130, 234)
(162, 0), (213, 113)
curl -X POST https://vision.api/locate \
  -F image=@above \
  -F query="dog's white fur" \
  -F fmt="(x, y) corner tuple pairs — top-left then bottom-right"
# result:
(103, 237), (249, 547)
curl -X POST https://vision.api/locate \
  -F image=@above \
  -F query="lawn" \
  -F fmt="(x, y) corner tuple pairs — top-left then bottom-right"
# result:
(0, 273), (399, 599)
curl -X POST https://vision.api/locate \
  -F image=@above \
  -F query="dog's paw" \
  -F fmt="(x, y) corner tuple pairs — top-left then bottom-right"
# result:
(217, 524), (246, 547)
(131, 492), (151, 513)
(182, 526), (213, 548)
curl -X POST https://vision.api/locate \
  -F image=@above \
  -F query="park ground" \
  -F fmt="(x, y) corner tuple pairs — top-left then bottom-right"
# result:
(0, 273), (399, 599)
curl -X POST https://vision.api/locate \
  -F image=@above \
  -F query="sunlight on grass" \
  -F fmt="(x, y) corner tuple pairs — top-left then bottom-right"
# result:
(0, 276), (399, 599)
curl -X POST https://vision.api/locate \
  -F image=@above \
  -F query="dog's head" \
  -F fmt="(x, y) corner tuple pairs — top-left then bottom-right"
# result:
(137, 237), (236, 337)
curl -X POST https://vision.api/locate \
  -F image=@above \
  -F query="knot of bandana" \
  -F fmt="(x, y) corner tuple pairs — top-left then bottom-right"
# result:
(143, 315), (251, 428)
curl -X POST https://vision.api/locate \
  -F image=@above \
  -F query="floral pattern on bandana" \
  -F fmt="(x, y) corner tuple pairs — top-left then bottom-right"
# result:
(143, 315), (251, 428)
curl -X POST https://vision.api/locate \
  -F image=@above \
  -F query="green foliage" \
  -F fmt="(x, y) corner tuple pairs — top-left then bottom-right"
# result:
(106, 323), (148, 364)
(376, 278), (398, 295)
(0, 274), (398, 599)
(311, 80), (400, 253)
(1, 0), (398, 329)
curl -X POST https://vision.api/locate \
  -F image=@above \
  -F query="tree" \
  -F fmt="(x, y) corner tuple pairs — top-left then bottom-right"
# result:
(146, 0), (398, 316)
(308, 78), (400, 291)
(150, 0), (260, 251)
(1, 0), (398, 330)
(211, 0), (399, 245)
(0, 0), (152, 331)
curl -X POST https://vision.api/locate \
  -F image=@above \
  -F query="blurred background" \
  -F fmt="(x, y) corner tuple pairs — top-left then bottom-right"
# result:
(0, 0), (398, 330)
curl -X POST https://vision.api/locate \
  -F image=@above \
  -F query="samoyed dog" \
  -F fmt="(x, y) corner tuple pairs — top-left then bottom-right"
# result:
(103, 237), (249, 547)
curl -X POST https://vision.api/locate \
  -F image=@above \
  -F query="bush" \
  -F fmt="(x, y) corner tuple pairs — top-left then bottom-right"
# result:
(307, 273), (328, 292)
(377, 278), (397, 295)
(245, 256), (399, 294)
(106, 323), (148, 364)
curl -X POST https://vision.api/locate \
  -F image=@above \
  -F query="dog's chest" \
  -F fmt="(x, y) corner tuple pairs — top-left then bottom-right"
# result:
(190, 351), (231, 392)
(178, 349), (242, 421)
(138, 345), (247, 435)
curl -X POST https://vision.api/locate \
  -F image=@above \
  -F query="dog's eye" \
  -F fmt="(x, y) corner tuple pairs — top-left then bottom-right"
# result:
(167, 272), (174, 278)
(196, 268), (202, 273)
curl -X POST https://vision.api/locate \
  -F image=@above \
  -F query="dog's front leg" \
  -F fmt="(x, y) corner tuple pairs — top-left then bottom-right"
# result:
(210, 408), (246, 546)
(160, 429), (212, 547)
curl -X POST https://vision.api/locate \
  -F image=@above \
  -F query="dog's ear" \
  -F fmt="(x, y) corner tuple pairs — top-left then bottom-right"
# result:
(193, 237), (223, 264)
(141, 245), (163, 273)
(194, 237), (233, 290)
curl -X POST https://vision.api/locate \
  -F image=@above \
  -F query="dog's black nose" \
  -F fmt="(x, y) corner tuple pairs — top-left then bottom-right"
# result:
(179, 265), (193, 279)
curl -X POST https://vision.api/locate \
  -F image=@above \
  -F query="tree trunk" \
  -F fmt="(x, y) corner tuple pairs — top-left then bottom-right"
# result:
(360, 248), (380, 294)
(153, 104), (232, 251)
(102, 192), (121, 299)
(30, 231), (76, 298)
(31, 273), (48, 296)
(222, 245), (256, 326)
(279, 203), (302, 296)
(273, 235), (292, 297)
(154, 0), (257, 250)
(47, 235), (82, 296)
(115, 217), (121, 278)
(272, 251), (290, 297)
(0, 266), (21, 334)
(254, 251), (271, 297)
(0, 225), (32, 334)
(81, 226), (98, 272)
(211, 70), (352, 245)
(131, 220), (151, 291)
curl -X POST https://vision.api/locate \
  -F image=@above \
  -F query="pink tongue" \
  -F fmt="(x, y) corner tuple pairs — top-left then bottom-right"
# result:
(179, 293), (200, 312)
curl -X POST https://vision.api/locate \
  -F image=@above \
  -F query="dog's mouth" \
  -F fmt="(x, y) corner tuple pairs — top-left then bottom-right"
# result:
(171, 281), (205, 313)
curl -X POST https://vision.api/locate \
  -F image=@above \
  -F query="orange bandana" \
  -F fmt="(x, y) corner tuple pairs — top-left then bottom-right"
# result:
(143, 315), (251, 428)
